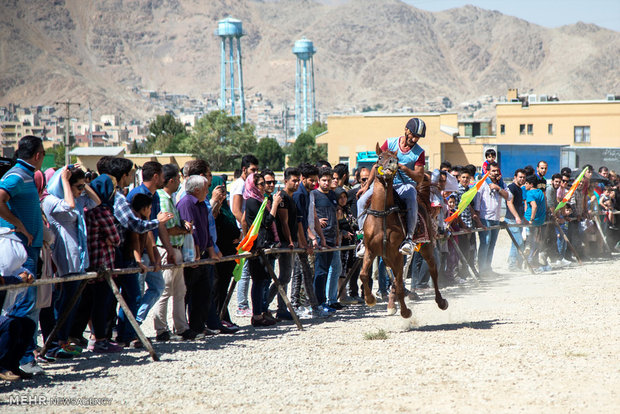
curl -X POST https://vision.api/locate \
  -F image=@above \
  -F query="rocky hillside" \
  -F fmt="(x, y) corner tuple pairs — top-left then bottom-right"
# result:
(0, 0), (618, 119)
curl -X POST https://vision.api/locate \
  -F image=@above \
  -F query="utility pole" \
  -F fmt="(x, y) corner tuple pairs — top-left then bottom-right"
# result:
(88, 102), (93, 147)
(55, 101), (80, 165)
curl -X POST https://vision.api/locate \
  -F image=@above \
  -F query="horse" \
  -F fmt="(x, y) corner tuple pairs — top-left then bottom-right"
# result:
(359, 144), (448, 318)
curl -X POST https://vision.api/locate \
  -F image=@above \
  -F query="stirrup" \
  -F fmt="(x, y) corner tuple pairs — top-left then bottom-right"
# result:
(399, 238), (414, 255)
(355, 242), (366, 258)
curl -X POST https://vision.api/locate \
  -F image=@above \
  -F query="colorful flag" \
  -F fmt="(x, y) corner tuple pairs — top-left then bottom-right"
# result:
(555, 167), (588, 212)
(232, 197), (268, 281)
(444, 171), (490, 224)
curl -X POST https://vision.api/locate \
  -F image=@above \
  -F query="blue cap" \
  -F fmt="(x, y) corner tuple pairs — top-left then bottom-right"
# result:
(405, 118), (426, 138)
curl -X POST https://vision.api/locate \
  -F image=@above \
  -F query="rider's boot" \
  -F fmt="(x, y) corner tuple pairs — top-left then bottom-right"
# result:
(398, 236), (415, 255)
(355, 241), (366, 258)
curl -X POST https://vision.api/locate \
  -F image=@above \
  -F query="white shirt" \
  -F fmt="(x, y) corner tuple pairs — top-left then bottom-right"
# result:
(230, 177), (246, 228)
(474, 180), (512, 221)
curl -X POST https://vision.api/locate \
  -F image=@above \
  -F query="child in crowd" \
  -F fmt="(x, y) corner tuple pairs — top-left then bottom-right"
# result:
(125, 193), (160, 274)
(445, 195), (464, 282)
(482, 149), (501, 176)
(600, 187), (617, 230)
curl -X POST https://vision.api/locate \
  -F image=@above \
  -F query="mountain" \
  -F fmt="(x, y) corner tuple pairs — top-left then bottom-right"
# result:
(0, 0), (618, 120)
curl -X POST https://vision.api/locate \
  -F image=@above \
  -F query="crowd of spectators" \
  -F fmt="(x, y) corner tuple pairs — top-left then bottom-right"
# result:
(0, 135), (618, 381)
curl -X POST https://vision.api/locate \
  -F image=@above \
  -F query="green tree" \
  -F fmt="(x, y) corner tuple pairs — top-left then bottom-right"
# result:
(256, 138), (285, 170)
(46, 144), (76, 168)
(142, 114), (188, 153)
(182, 110), (257, 170)
(287, 132), (327, 167)
(305, 121), (327, 138)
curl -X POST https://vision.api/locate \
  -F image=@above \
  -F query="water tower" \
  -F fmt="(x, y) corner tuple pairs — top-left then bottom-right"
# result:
(216, 17), (246, 123)
(293, 38), (316, 137)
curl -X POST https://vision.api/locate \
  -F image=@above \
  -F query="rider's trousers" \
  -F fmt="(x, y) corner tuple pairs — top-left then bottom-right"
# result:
(357, 182), (418, 238)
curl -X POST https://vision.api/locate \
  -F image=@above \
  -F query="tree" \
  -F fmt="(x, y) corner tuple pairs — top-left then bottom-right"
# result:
(305, 121), (327, 138)
(46, 144), (76, 168)
(256, 137), (285, 170)
(287, 132), (327, 167)
(141, 114), (188, 153)
(182, 110), (257, 170)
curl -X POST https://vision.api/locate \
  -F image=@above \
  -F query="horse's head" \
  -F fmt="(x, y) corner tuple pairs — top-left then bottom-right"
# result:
(375, 143), (398, 180)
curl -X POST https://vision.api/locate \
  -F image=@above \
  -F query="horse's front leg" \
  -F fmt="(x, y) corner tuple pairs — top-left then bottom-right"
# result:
(360, 252), (377, 307)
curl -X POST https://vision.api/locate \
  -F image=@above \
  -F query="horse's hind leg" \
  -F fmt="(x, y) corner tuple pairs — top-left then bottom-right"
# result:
(387, 254), (411, 318)
(420, 243), (448, 310)
(360, 252), (377, 307)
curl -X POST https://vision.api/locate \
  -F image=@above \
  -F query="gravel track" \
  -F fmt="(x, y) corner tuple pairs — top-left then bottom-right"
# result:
(1, 233), (619, 413)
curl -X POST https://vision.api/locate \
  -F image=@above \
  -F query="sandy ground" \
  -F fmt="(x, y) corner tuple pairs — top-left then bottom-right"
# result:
(1, 233), (619, 413)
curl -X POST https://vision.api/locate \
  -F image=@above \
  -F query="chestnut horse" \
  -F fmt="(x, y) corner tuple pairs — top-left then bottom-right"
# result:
(359, 144), (448, 318)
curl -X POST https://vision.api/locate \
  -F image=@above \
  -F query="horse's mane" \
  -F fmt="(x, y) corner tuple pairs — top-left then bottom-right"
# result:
(416, 174), (433, 214)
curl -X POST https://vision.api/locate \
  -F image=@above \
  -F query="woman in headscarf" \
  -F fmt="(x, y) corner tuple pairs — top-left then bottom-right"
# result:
(243, 173), (282, 327)
(42, 164), (100, 358)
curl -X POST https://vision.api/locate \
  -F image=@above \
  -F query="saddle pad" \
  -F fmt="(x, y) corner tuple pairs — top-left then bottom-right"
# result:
(413, 212), (430, 244)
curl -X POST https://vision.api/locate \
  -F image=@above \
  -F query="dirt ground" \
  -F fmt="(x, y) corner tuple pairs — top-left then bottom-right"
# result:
(1, 233), (619, 413)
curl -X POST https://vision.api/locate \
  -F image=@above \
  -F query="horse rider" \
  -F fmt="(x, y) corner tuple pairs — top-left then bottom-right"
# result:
(356, 117), (427, 256)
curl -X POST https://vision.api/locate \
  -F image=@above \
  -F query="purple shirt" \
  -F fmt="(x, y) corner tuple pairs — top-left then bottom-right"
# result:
(177, 193), (213, 252)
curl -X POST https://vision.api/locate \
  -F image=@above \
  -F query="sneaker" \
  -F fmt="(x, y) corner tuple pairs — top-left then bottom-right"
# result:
(54, 344), (80, 359)
(560, 258), (572, 267)
(130, 339), (144, 348)
(68, 336), (89, 347)
(19, 360), (45, 376)
(275, 310), (294, 321)
(251, 315), (276, 327)
(339, 295), (357, 305)
(398, 238), (415, 255)
(15, 368), (34, 380)
(221, 320), (239, 329)
(310, 306), (331, 318)
(295, 306), (313, 319)
(328, 302), (344, 310)
(36, 354), (56, 364)
(376, 291), (389, 303)
(156, 331), (171, 342)
(236, 307), (252, 317)
(219, 325), (239, 334)
(203, 328), (219, 336)
(94, 340), (123, 353)
(320, 304), (336, 314)
(353, 295), (365, 304)
(355, 242), (366, 258)
(0, 369), (20, 381)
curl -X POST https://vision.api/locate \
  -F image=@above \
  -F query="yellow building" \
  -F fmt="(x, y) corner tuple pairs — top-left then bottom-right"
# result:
(496, 98), (620, 147)
(495, 94), (620, 172)
(316, 112), (459, 170)
(316, 93), (620, 173)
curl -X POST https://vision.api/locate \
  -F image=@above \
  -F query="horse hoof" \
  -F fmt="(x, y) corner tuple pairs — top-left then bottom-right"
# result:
(401, 308), (412, 319)
(386, 307), (397, 316)
(366, 295), (377, 307)
(439, 299), (449, 310)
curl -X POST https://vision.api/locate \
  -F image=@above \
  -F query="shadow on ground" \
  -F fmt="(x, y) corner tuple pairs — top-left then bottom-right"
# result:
(408, 318), (509, 332)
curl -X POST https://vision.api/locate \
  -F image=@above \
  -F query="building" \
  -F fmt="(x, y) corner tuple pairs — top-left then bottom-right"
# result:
(495, 91), (620, 174)
(317, 90), (620, 174)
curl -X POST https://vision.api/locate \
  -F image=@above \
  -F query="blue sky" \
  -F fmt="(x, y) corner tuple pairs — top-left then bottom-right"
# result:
(404, 0), (620, 31)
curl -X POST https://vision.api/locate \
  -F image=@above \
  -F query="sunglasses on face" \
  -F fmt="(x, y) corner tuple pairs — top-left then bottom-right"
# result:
(264, 180), (276, 185)
(361, 178), (368, 183)
(562, 179), (570, 183)
(257, 182), (265, 187)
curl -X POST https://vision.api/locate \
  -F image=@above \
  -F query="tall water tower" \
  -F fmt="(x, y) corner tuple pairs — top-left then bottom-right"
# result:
(216, 17), (246, 124)
(293, 38), (316, 137)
